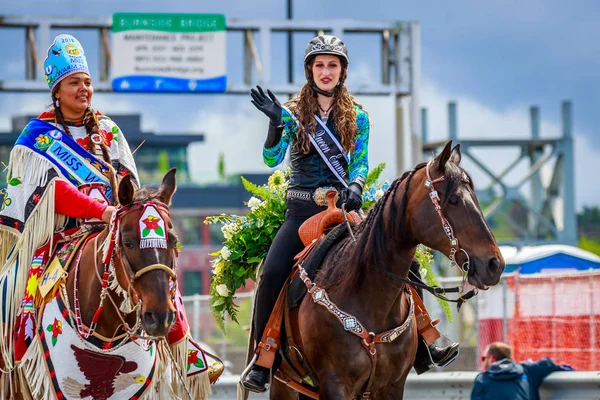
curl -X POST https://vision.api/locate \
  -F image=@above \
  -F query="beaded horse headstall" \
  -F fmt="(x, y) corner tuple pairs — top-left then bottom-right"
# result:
(423, 159), (471, 273)
(72, 201), (178, 339)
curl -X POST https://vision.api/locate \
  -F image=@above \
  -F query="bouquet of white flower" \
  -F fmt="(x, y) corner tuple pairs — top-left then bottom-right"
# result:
(205, 170), (288, 330)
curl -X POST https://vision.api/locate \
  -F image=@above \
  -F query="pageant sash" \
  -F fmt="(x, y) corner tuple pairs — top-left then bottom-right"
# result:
(16, 119), (113, 202)
(281, 107), (350, 188)
(308, 114), (350, 188)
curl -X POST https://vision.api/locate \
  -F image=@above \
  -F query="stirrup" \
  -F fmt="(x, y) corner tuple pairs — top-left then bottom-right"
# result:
(434, 344), (460, 367)
(240, 355), (271, 393)
(426, 342), (460, 368)
(240, 354), (257, 386)
(241, 377), (270, 393)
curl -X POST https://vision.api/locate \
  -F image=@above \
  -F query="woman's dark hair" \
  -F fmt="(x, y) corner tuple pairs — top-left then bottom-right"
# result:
(52, 83), (118, 198)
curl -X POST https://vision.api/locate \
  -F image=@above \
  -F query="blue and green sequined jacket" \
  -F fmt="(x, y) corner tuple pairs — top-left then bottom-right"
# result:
(263, 104), (369, 190)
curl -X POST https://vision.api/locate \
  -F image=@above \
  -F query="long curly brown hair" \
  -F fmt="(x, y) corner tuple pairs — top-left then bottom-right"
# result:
(287, 60), (366, 154)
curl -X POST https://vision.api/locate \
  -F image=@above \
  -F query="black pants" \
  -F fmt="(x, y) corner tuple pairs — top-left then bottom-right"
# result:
(253, 199), (326, 344)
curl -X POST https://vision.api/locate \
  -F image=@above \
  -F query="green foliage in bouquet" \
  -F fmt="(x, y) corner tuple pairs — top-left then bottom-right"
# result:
(205, 170), (288, 331)
(361, 162), (390, 210)
(414, 245), (453, 322)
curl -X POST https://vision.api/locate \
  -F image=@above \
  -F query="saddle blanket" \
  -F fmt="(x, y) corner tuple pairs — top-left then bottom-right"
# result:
(38, 292), (157, 399)
(29, 293), (208, 399)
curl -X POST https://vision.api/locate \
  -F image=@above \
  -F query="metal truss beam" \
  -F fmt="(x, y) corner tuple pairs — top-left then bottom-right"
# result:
(0, 15), (412, 96)
(422, 101), (577, 247)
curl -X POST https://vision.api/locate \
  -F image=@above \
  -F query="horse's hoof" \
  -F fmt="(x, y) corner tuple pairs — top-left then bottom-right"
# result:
(241, 368), (270, 393)
(208, 361), (225, 384)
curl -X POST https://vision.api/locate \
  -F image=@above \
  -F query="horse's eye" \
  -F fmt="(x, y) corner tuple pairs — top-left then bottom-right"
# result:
(449, 195), (459, 206)
(123, 239), (134, 249)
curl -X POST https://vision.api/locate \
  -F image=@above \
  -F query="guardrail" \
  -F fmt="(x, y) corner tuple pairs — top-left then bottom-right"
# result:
(208, 372), (600, 399)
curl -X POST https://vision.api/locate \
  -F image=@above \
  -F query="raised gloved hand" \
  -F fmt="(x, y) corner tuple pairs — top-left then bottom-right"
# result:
(343, 182), (363, 212)
(250, 85), (282, 126)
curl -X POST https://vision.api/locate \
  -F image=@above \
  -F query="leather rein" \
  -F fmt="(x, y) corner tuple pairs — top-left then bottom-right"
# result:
(378, 160), (478, 310)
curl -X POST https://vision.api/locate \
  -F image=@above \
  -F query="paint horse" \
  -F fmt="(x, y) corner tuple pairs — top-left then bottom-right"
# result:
(3, 170), (212, 399)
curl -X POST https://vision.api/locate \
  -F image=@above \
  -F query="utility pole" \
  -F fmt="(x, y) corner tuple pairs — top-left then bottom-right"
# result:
(287, 0), (293, 84)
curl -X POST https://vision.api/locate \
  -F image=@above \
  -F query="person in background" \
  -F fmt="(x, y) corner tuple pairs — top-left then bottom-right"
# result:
(471, 342), (575, 400)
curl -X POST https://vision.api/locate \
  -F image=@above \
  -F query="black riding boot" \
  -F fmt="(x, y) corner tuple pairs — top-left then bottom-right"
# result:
(413, 339), (460, 374)
(429, 342), (460, 366)
(243, 365), (271, 393)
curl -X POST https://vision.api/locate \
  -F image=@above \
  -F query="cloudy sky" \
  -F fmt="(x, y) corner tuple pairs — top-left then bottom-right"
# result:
(0, 0), (598, 211)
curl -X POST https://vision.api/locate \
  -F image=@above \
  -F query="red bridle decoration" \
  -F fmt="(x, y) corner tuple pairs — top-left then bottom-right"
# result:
(72, 201), (175, 340)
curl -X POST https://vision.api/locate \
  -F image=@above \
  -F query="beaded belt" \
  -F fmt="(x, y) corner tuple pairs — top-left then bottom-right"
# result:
(286, 189), (314, 202)
(287, 187), (341, 205)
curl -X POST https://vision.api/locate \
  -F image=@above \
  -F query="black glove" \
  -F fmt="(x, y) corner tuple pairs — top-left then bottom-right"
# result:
(264, 123), (284, 148)
(343, 182), (363, 212)
(250, 85), (282, 126)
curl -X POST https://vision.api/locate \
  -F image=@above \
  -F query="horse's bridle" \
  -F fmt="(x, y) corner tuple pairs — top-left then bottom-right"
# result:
(109, 201), (178, 304)
(374, 160), (478, 310)
(73, 200), (178, 340)
(423, 159), (471, 273)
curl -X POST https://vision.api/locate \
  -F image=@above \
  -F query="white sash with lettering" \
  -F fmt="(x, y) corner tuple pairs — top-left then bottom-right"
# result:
(308, 115), (350, 188)
(281, 107), (351, 188)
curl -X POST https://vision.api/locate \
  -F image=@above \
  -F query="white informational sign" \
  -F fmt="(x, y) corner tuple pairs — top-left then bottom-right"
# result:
(111, 13), (227, 93)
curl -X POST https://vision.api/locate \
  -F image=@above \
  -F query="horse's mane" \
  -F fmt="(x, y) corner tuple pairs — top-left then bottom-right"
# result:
(132, 186), (161, 202)
(322, 160), (467, 293)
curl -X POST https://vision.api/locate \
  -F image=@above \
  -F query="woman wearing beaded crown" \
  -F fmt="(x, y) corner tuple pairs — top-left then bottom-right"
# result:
(0, 34), (139, 370)
(0, 35), (220, 395)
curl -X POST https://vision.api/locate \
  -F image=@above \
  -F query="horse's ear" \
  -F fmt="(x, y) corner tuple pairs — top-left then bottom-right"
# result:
(118, 174), (135, 205)
(435, 141), (453, 172)
(449, 144), (462, 165)
(157, 168), (177, 206)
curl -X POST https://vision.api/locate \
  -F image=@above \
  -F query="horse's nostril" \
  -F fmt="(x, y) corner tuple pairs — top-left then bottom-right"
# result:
(488, 256), (500, 272)
(143, 311), (157, 327)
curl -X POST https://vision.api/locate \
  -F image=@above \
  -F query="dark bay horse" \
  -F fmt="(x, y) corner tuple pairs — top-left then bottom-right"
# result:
(271, 141), (505, 399)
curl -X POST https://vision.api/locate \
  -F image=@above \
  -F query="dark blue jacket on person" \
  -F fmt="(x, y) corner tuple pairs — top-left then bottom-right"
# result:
(471, 358), (574, 400)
